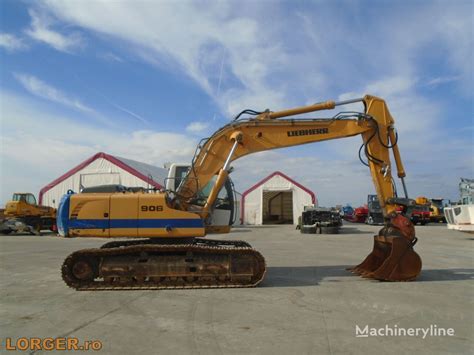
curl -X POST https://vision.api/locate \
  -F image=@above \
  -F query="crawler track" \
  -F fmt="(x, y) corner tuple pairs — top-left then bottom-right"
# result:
(62, 239), (265, 290)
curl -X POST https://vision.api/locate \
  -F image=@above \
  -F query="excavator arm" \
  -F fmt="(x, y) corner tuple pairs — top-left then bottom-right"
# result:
(179, 95), (410, 218)
(178, 94), (422, 282)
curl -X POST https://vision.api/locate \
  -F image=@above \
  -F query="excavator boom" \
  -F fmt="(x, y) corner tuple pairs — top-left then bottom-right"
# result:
(180, 95), (407, 216)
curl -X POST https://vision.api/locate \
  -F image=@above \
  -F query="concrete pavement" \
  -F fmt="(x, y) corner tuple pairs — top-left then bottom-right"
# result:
(0, 223), (472, 354)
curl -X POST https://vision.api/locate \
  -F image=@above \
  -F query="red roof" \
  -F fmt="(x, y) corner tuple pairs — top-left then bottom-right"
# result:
(39, 152), (164, 204)
(240, 171), (316, 223)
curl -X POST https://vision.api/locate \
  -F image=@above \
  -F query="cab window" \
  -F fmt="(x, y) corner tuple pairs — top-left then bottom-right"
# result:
(26, 194), (36, 205)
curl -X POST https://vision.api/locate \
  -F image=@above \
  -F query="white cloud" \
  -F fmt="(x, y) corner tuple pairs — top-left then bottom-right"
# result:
(228, 74), (467, 206)
(38, 1), (293, 115)
(98, 52), (124, 63)
(112, 104), (148, 124)
(366, 77), (417, 98)
(3, 2), (471, 206)
(337, 75), (441, 137)
(0, 33), (28, 52)
(0, 91), (197, 204)
(381, 2), (472, 95)
(0, 89), (469, 207)
(13, 72), (96, 115)
(426, 75), (461, 87)
(186, 121), (209, 134)
(25, 9), (84, 53)
(36, 0), (472, 121)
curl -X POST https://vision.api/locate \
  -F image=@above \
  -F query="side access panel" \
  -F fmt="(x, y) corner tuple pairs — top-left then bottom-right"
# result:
(138, 194), (205, 238)
(109, 194), (138, 237)
(68, 194), (110, 237)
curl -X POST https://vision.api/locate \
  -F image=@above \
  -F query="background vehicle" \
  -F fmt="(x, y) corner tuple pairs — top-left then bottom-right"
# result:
(341, 205), (354, 218)
(300, 206), (342, 234)
(411, 196), (431, 225)
(430, 198), (446, 223)
(58, 95), (422, 290)
(445, 178), (474, 232)
(343, 205), (368, 223)
(1, 193), (56, 235)
(366, 195), (384, 225)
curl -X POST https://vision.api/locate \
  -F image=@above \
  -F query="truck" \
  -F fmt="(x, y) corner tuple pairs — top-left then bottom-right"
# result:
(411, 196), (431, 225)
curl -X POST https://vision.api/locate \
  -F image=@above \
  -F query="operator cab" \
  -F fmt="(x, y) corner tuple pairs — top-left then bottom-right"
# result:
(165, 163), (236, 226)
(12, 193), (37, 205)
(431, 198), (444, 209)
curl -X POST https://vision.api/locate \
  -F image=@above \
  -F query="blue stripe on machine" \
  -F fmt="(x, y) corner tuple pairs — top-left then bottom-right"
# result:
(137, 219), (203, 228)
(69, 219), (109, 229)
(69, 219), (203, 229)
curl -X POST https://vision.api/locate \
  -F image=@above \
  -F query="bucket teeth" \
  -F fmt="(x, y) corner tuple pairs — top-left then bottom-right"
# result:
(348, 214), (422, 282)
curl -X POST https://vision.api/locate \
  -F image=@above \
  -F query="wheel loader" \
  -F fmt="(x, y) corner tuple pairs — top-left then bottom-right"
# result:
(58, 95), (422, 290)
(429, 198), (446, 223)
(1, 193), (56, 235)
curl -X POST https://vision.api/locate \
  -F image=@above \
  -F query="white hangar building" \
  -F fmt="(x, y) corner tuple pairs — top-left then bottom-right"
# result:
(241, 171), (316, 225)
(39, 152), (167, 208)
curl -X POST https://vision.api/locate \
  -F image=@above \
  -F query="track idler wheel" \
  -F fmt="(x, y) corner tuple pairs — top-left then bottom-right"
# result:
(62, 254), (99, 288)
(348, 213), (422, 281)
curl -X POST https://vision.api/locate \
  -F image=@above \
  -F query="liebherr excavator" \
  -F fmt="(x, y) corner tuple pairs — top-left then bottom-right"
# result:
(59, 95), (422, 290)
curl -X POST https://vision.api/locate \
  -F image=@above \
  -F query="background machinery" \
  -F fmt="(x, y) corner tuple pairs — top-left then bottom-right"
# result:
(366, 194), (384, 225)
(300, 206), (342, 234)
(58, 95), (422, 290)
(445, 178), (474, 232)
(429, 198), (446, 223)
(411, 196), (431, 225)
(343, 205), (369, 223)
(341, 205), (354, 219)
(0, 193), (56, 235)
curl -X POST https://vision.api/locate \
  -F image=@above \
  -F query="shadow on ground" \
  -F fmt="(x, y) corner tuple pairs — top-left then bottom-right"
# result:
(418, 269), (474, 282)
(339, 227), (374, 235)
(262, 265), (354, 287)
(262, 266), (474, 287)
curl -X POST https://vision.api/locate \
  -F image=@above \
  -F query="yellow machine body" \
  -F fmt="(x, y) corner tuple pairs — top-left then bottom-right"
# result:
(429, 198), (446, 223)
(415, 196), (430, 205)
(4, 193), (56, 218)
(65, 192), (205, 238)
(1, 193), (56, 235)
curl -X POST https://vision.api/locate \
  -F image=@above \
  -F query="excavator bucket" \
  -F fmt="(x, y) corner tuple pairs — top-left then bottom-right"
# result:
(348, 213), (422, 281)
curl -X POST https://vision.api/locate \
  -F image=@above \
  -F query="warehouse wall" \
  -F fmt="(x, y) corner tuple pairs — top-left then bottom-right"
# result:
(243, 173), (314, 225)
(41, 158), (156, 208)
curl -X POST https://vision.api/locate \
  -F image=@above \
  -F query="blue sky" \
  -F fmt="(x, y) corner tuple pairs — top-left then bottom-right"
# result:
(0, 0), (472, 207)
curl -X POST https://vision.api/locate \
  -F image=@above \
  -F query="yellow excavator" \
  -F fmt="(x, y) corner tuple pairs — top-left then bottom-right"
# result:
(59, 95), (422, 290)
(1, 193), (56, 235)
(429, 198), (446, 223)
